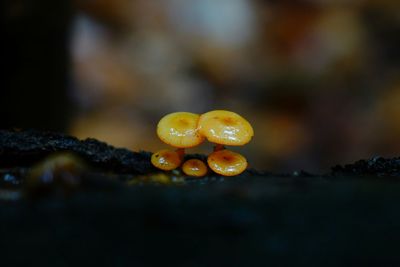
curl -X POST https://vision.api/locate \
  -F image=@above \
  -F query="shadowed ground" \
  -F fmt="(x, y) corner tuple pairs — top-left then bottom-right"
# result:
(0, 130), (399, 266)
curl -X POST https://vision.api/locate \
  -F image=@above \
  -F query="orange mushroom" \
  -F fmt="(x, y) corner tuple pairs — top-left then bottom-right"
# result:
(153, 112), (205, 171)
(151, 149), (183, 171)
(198, 110), (253, 176)
(207, 149), (247, 176)
(198, 110), (254, 147)
(152, 110), (253, 176)
(157, 112), (205, 148)
(182, 159), (208, 177)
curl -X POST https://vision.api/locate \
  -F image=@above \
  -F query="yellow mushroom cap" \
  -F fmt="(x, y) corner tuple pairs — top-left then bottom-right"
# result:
(182, 159), (208, 177)
(207, 149), (247, 176)
(157, 112), (205, 148)
(151, 149), (182, 171)
(198, 110), (254, 146)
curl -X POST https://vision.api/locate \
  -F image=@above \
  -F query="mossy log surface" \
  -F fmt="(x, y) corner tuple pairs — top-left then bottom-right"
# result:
(0, 129), (400, 266)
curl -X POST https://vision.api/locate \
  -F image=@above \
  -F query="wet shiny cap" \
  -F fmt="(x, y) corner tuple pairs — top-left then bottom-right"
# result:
(157, 112), (205, 148)
(182, 159), (208, 177)
(151, 149), (182, 171)
(198, 110), (254, 146)
(207, 149), (247, 176)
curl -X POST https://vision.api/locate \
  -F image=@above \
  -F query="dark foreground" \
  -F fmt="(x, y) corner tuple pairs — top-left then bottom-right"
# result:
(1, 130), (400, 266)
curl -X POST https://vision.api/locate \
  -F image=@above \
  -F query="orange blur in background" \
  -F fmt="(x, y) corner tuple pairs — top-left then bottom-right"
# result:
(65, 0), (400, 172)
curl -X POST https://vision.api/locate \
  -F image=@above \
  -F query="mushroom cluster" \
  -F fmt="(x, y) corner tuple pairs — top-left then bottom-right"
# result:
(151, 110), (253, 177)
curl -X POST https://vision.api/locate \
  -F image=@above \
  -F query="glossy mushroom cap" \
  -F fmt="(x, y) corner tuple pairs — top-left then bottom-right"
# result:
(157, 112), (205, 148)
(198, 110), (254, 146)
(207, 149), (247, 176)
(182, 159), (208, 177)
(151, 149), (182, 171)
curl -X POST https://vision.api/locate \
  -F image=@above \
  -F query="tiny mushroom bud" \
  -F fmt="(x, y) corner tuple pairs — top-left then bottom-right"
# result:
(207, 149), (247, 176)
(182, 159), (208, 177)
(151, 149), (182, 171)
(198, 110), (254, 146)
(25, 153), (86, 198)
(157, 112), (205, 148)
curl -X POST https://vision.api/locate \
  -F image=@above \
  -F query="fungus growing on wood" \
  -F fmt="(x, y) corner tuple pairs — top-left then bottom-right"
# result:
(198, 110), (253, 147)
(182, 159), (208, 177)
(151, 149), (183, 171)
(152, 112), (204, 171)
(207, 149), (247, 176)
(152, 110), (253, 177)
(198, 110), (253, 176)
(157, 112), (204, 148)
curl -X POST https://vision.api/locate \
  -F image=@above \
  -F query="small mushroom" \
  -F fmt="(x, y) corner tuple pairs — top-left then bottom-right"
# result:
(151, 149), (183, 171)
(198, 110), (253, 176)
(198, 110), (254, 147)
(153, 112), (205, 171)
(207, 149), (247, 176)
(25, 153), (86, 198)
(157, 112), (205, 148)
(182, 159), (208, 177)
(153, 110), (253, 176)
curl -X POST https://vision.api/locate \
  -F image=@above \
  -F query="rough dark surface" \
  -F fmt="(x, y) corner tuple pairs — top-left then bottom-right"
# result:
(0, 129), (155, 175)
(1, 176), (400, 266)
(332, 156), (400, 177)
(1, 129), (400, 266)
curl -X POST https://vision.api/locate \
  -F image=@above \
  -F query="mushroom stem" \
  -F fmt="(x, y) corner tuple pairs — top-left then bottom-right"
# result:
(176, 148), (185, 160)
(213, 144), (225, 152)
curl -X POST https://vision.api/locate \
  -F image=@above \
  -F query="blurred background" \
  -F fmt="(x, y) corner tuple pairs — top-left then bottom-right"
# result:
(1, 0), (400, 172)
